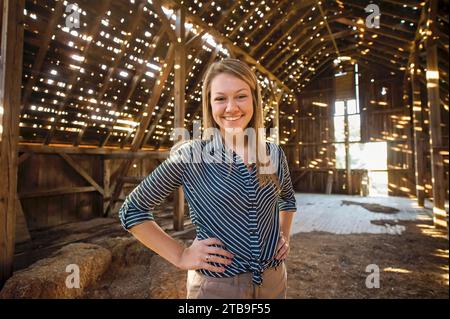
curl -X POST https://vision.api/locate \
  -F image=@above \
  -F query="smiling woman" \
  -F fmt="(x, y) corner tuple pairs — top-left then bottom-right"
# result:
(118, 58), (297, 299)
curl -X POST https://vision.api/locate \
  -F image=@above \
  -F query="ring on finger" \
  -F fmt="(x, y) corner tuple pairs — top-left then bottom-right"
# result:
(205, 254), (211, 262)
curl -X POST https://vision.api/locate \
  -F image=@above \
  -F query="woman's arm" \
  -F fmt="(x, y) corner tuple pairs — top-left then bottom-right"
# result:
(275, 145), (297, 260)
(120, 142), (234, 272)
(275, 210), (295, 260)
(279, 210), (295, 239)
(129, 221), (234, 272)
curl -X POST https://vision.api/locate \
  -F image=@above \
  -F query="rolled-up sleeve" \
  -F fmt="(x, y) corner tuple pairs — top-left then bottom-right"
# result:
(277, 145), (297, 212)
(119, 141), (191, 230)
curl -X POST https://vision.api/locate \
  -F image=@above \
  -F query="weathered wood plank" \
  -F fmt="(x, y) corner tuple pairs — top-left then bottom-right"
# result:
(0, 0), (25, 288)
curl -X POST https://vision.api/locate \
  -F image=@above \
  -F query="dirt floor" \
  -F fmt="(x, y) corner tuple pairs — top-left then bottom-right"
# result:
(9, 204), (449, 299)
(286, 215), (449, 298)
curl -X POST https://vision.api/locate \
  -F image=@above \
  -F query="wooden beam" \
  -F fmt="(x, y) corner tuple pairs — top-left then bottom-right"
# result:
(173, 7), (186, 231)
(258, 6), (315, 61)
(59, 153), (104, 196)
(228, 2), (261, 40)
(344, 37), (409, 60)
(250, 1), (302, 56)
(411, 52), (426, 206)
(246, 0), (288, 41)
(185, 29), (206, 50)
(334, 17), (412, 43)
(103, 159), (111, 216)
(273, 86), (283, 145)
(185, 47), (220, 128)
(0, 0), (24, 288)
(355, 54), (401, 73)
(214, 0), (242, 32)
(267, 13), (338, 72)
(18, 143), (168, 158)
(17, 152), (31, 166)
(344, 101), (352, 195)
(107, 44), (175, 215)
(381, 0), (422, 9)
(344, 0), (418, 23)
(19, 186), (97, 199)
(151, 0), (177, 44)
(318, 1), (340, 58)
(425, 0), (447, 229)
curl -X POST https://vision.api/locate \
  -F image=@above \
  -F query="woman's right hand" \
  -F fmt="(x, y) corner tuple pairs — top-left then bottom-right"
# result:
(177, 237), (234, 272)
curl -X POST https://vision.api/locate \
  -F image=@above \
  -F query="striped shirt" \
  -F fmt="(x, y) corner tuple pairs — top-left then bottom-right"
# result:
(119, 131), (297, 285)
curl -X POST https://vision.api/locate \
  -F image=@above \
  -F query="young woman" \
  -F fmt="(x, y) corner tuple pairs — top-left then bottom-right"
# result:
(119, 58), (297, 299)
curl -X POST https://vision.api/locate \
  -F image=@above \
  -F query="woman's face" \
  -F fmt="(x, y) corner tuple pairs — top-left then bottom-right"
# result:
(210, 73), (254, 133)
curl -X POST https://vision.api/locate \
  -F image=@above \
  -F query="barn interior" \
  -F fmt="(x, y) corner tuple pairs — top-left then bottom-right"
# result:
(0, 0), (448, 298)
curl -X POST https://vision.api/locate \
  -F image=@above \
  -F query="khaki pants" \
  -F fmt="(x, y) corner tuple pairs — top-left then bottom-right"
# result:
(186, 263), (287, 299)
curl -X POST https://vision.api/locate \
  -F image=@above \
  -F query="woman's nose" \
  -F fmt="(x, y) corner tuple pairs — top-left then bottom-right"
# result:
(225, 99), (238, 112)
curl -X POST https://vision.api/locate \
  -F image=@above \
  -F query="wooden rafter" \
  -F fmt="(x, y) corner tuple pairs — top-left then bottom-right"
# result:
(245, 0), (289, 41)
(249, 1), (302, 56)
(228, 2), (262, 40)
(268, 14), (329, 72)
(161, 0), (295, 96)
(43, 0), (113, 145)
(100, 24), (169, 147)
(151, 0), (177, 44)
(73, 1), (147, 146)
(21, 1), (65, 111)
(334, 17), (412, 43)
(107, 44), (175, 214)
(343, 0), (419, 23)
(184, 47), (220, 129)
(214, 0), (242, 31)
(144, 38), (207, 146)
(259, 5), (316, 61)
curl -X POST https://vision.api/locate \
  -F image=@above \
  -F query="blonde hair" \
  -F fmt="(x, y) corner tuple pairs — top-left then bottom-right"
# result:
(201, 58), (279, 188)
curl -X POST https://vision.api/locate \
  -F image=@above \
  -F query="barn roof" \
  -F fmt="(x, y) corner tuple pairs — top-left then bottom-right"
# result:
(18, 0), (449, 149)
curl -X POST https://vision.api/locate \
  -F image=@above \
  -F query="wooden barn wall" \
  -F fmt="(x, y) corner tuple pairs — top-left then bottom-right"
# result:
(17, 153), (164, 231)
(287, 68), (435, 197)
(110, 156), (163, 204)
(287, 75), (343, 193)
(18, 154), (103, 230)
(359, 71), (416, 197)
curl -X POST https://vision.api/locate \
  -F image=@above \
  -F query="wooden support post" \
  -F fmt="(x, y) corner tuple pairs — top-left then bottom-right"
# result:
(273, 87), (283, 145)
(0, 0), (24, 288)
(173, 6), (186, 231)
(411, 52), (426, 206)
(294, 114), (301, 170)
(103, 159), (111, 217)
(344, 101), (352, 194)
(326, 87), (336, 195)
(425, 0), (447, 229)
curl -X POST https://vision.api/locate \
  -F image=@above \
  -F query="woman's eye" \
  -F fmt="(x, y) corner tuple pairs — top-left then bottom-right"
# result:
(215, 97), (225, 101)
(237, 95), (247, 99)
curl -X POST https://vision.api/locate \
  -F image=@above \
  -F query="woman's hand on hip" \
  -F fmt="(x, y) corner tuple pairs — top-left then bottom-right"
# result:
(275, 232), (290, 260)
(177, 237), (234, 272)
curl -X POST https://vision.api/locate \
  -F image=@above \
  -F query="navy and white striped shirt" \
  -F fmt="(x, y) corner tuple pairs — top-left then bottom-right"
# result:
(119, 132), (297, 285)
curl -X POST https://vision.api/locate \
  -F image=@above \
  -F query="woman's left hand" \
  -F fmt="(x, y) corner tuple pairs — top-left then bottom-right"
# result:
(275, 232), (290, 260)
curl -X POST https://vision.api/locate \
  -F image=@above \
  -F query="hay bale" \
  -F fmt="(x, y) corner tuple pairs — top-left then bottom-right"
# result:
(0, 243), (111, 299)
(148, 255), (187, 298)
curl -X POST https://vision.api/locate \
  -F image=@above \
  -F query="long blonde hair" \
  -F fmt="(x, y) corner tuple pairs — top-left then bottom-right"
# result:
(201, 58), (279, 188)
